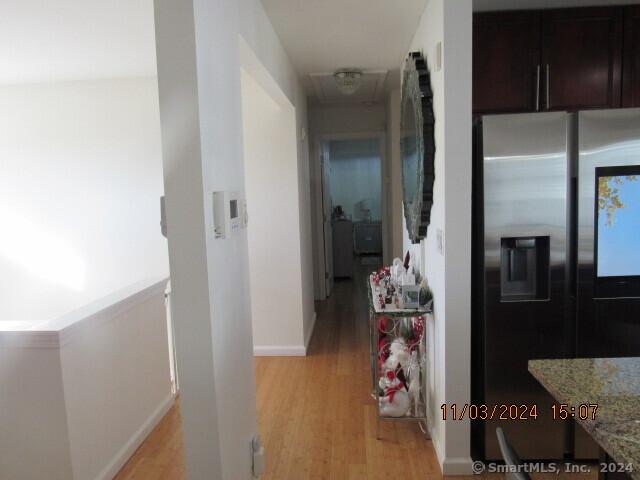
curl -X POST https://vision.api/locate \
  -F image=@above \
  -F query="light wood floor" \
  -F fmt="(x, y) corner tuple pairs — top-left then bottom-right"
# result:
(115, 260), (598, 479)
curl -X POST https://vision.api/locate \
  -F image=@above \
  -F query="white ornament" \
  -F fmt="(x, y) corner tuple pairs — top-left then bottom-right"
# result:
(391, 258), (405, 283)
(384, 338), (410, 372)
(378, 371), (410, 417)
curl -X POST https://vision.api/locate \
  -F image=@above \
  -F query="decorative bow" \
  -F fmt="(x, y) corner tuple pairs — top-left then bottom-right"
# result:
(384, 382), (406, 403)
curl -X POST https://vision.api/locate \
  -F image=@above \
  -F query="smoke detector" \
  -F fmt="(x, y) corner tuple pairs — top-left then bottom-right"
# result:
(333, 68), (363, 95)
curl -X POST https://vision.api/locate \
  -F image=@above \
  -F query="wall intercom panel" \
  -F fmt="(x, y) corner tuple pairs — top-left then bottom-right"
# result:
(213, 191), (246, 239)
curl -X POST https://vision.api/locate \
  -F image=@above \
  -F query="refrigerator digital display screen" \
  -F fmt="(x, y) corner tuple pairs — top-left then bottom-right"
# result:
(595, 166), (640, 278)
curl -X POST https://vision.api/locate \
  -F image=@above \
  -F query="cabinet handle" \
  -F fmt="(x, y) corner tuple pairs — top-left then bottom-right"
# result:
(545, 64), (550, 110)
(535, 65), (541, 111)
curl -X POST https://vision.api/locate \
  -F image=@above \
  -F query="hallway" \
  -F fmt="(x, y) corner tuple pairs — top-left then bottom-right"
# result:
(116, 262), (441, 479)
(254, 262), (439, 478)
(115, 262), (600, 480)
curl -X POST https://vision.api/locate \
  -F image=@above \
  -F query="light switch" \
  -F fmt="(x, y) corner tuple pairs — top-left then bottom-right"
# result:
(435, 42), (442, 72)
(437, 228), (444, 255)
(160, 196), (167, 238)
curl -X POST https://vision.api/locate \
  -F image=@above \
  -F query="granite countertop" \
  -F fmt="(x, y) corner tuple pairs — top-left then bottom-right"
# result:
(529, 358), (640, 480)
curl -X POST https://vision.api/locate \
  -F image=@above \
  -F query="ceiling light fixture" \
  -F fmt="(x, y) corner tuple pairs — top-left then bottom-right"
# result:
(334, 68), (363, 95)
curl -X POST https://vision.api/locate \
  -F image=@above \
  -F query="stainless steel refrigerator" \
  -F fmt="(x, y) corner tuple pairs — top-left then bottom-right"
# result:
(472, 109), (640, 460)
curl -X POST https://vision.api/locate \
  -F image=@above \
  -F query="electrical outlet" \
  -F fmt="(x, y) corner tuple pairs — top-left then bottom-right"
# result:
(251, 435), (265, 477)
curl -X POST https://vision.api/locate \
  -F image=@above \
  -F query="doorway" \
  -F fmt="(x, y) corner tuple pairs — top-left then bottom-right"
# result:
(318, 135), (386, 297)
(240, 67), (308, 354)
(238, 37), (314, 356)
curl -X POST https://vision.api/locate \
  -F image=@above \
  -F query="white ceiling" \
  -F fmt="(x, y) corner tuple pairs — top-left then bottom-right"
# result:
(3, 0), (632, 87)
(474, 0), (640, 11)
(0, 0), (157, 85)
(261, 0), (428, 103)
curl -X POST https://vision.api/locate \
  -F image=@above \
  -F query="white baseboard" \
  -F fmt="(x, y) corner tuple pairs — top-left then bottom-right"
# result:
(95, 392), (176, 480)
(253, 345), (307, 356)
(253, 312), (317, 357)
(430, 422), (445, 471)
(441, 456), (474, 475)
(428, 421), (474, 476)
(304, 312), (317, 351)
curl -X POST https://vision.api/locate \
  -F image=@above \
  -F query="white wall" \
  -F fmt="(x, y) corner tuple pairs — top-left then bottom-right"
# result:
(0, 279), (172, 480)
(309, 103), (386, 136)
(386, 89), (403, 259)
(295, 85), (316, 351)
(403, 0), (473, 473)
(329, 139), (382, 221)
(0, 342), (72, 479)
(61, 280), (172, 480)
(154, 0), (311, 477)
(241, 69), (307, 355)
(0, 78), (169, 322)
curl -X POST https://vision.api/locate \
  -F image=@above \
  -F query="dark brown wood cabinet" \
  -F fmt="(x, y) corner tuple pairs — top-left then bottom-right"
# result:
(473, 6), (628, 114)
(542, 7), (622, 111)
(473, 12), (540, 114)
(623, 6), (640, 107)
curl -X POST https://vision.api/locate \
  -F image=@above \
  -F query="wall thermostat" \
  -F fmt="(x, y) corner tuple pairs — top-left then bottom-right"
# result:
(213, 191), (245, 239)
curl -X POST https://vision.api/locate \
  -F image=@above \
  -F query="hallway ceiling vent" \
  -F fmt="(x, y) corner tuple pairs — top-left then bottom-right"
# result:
(333, 68), (363, 95)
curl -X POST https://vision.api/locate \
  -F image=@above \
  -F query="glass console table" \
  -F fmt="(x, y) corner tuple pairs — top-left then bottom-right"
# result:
(367, 274), (432, 439)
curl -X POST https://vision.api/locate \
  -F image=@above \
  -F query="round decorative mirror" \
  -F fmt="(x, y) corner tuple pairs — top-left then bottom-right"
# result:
(401, 51), (435, 243)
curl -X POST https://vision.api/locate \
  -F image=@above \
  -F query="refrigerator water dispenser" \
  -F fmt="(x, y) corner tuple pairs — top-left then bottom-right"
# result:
(500, 236), (549, 301)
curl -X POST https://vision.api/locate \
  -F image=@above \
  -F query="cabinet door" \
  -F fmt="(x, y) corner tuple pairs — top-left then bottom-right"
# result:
(623, 6), (640, 107)
(473, 12), (541, 114)
(542, 7), (623, 111)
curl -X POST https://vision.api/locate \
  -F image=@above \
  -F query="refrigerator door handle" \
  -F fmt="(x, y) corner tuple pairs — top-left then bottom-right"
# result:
(535, 65), (541, 111)
(546, 64), (550, 110)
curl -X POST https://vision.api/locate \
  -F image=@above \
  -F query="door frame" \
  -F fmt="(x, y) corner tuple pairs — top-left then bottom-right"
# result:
(320, 142), (334, 297)
(312, 131), (388, 300)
